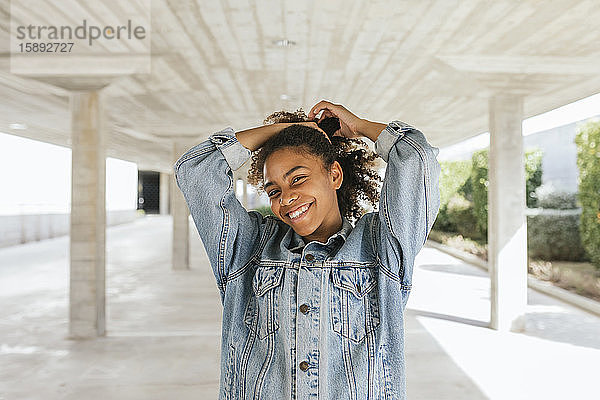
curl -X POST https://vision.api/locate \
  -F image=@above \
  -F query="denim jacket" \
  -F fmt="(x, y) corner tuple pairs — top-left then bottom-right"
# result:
(174, 121), (441, 400)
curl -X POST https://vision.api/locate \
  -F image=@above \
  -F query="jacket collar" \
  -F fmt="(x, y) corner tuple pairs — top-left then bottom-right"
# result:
(284, 215), (353, 253)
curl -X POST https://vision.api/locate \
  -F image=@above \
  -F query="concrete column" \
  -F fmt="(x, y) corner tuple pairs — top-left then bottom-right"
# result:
(488, 94), (528, 332)
(171, 142), (190, 270)
(69, 88), (106, 338)
(159, 172), (170, 215)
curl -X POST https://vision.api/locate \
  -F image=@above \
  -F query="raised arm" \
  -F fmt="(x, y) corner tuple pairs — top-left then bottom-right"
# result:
(173, 121), (325, 301)
(173, 128), (260, 302)
(307, 101), (441, 287)
(372, 120), (441, 287)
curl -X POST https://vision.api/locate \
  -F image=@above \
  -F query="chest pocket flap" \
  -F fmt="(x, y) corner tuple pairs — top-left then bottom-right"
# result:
(331, 267), (377, 298)
(252, 266), (285, 296)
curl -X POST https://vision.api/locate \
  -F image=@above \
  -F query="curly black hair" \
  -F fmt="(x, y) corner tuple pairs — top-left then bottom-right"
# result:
(247, 109), (383, 223)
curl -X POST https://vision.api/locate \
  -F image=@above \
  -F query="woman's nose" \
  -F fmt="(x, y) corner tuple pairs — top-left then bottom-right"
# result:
(280, 192), (297, 205)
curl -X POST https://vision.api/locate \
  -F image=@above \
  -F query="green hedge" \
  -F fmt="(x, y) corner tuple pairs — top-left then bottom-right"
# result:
(535, 185), (579, 209)
(446, 194), (481, 240)
(525, 149), (544, 208)
(526, 209), (588, 261)
(575, 120), (600, 268)
(470, 149), (489, 240)
(433, 159), (471, 232)
(468, 148), (543, 241)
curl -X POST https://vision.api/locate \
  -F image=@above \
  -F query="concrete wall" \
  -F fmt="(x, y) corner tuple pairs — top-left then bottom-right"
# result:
(522, 122), (582, 193)
(0, 209), (139, 248)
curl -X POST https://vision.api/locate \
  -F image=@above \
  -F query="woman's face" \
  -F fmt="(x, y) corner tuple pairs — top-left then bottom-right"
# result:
(263, 147), (343, 242)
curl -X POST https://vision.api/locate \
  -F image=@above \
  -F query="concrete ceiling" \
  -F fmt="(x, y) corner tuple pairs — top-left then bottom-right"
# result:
(1, 0), (599, 172)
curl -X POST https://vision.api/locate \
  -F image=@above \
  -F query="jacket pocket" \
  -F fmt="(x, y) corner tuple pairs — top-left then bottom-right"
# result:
(330, 267), (381, 343)
(244, 266), (285, 340)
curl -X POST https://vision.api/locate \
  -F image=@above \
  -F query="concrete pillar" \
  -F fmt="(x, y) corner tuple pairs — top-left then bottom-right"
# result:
(159, 172), (170, 215)
(171, 142), (190, 270)
(69, 88), (106, 338)
(488, 94), (528, 332)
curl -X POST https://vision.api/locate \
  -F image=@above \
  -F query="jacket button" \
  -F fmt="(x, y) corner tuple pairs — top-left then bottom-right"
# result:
(299, 361), (309, 371)
(305, 254), (314, 261)
(299, 304), (309, 314)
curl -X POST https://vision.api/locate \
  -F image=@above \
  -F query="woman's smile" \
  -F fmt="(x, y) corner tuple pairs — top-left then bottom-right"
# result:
(288, 201), (314, 223)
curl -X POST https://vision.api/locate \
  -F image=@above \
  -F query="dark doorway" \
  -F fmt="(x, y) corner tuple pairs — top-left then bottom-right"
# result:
(138, 171), (160, 214)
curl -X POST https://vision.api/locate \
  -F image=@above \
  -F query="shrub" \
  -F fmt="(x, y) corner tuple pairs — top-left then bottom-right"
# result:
(534, 183), (579, 209)
(525, 148), (544, 208)
(446, 194), (481, 239)
(575, 120), (600, 268)
(432, 204), (454, 232)
(470, 149), (489, 240)
(526, 209), (589, 261)
(439, 160), (472, 205)
(469, 148), (543, 241)
(433, 159), (472, 232)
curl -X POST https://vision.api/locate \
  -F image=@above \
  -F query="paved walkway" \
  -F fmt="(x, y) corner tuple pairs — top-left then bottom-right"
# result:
(0, 216), (598, 399)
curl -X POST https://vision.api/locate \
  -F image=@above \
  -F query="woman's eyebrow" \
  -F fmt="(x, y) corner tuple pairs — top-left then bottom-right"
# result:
(264, 165), (309, 190)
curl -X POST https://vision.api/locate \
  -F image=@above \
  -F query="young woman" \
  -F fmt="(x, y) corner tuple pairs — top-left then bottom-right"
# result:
(174, 100), (441, 400)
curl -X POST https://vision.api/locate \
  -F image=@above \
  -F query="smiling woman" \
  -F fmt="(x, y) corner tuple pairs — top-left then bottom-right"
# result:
(246, 108), (383, 242)
(173, 100), (441, 399)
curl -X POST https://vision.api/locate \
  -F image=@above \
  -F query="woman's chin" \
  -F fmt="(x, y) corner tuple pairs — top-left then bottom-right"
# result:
(291, 222), (318, 237)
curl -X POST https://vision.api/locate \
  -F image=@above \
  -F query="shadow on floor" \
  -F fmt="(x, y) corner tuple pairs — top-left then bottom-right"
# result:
(409, 309), (489, 328)
(405, 309), (489, 400)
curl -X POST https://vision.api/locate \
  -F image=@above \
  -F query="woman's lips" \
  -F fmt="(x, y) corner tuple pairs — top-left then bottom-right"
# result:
(288, 202), (313, 223)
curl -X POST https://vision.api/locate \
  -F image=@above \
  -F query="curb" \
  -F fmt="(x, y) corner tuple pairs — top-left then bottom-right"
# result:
(425, 239), (600, 317)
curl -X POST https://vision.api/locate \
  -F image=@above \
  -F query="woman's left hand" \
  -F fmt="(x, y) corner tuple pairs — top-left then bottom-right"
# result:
(308, 100), (364, 139)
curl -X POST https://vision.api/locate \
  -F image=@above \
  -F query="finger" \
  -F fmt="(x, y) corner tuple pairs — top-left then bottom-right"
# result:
(308, 100), (333, 119)
(317, 109), (333, 123)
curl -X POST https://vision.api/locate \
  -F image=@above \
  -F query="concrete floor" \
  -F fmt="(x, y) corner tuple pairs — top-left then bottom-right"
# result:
(0, 215), (598, 400)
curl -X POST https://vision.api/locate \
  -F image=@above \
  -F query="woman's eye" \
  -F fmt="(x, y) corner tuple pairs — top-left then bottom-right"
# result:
(292, 176), (306, 184)
(268, 190), (278, 197)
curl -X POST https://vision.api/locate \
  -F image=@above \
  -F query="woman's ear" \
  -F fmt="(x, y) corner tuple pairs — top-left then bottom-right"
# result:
(330, 161), (343, 190)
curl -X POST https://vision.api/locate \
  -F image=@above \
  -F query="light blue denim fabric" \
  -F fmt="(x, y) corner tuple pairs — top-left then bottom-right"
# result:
(174, 121), (441, 400)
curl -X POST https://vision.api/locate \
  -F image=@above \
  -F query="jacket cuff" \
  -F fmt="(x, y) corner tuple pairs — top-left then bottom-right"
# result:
(374, 120), (416, 163)
(210, 127), (252, 171)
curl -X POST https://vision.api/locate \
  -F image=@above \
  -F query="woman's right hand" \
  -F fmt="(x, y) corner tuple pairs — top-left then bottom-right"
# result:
(307, 101), (364, 139)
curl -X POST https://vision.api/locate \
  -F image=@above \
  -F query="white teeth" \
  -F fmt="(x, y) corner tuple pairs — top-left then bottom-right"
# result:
(289, 203), (310, 219)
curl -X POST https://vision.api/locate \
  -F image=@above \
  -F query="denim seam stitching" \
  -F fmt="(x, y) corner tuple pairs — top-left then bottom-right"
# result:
(370, 214), (379, 260)
(174, 144), (214, 172)
(217, 165), (235, 294)
(343, 327), (358, 397)
(254, 316), (275, 396)
(366, 317), (376, 399)
(239, 310), (258, 400)
(377, 259), (401, 283)
(403, 135), (430, 246)
(219, 138), (237, 151)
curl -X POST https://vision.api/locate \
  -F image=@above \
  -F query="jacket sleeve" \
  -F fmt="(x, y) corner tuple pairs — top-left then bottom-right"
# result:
(173, 127), (265, 299)
(374, 121), (441, 288)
